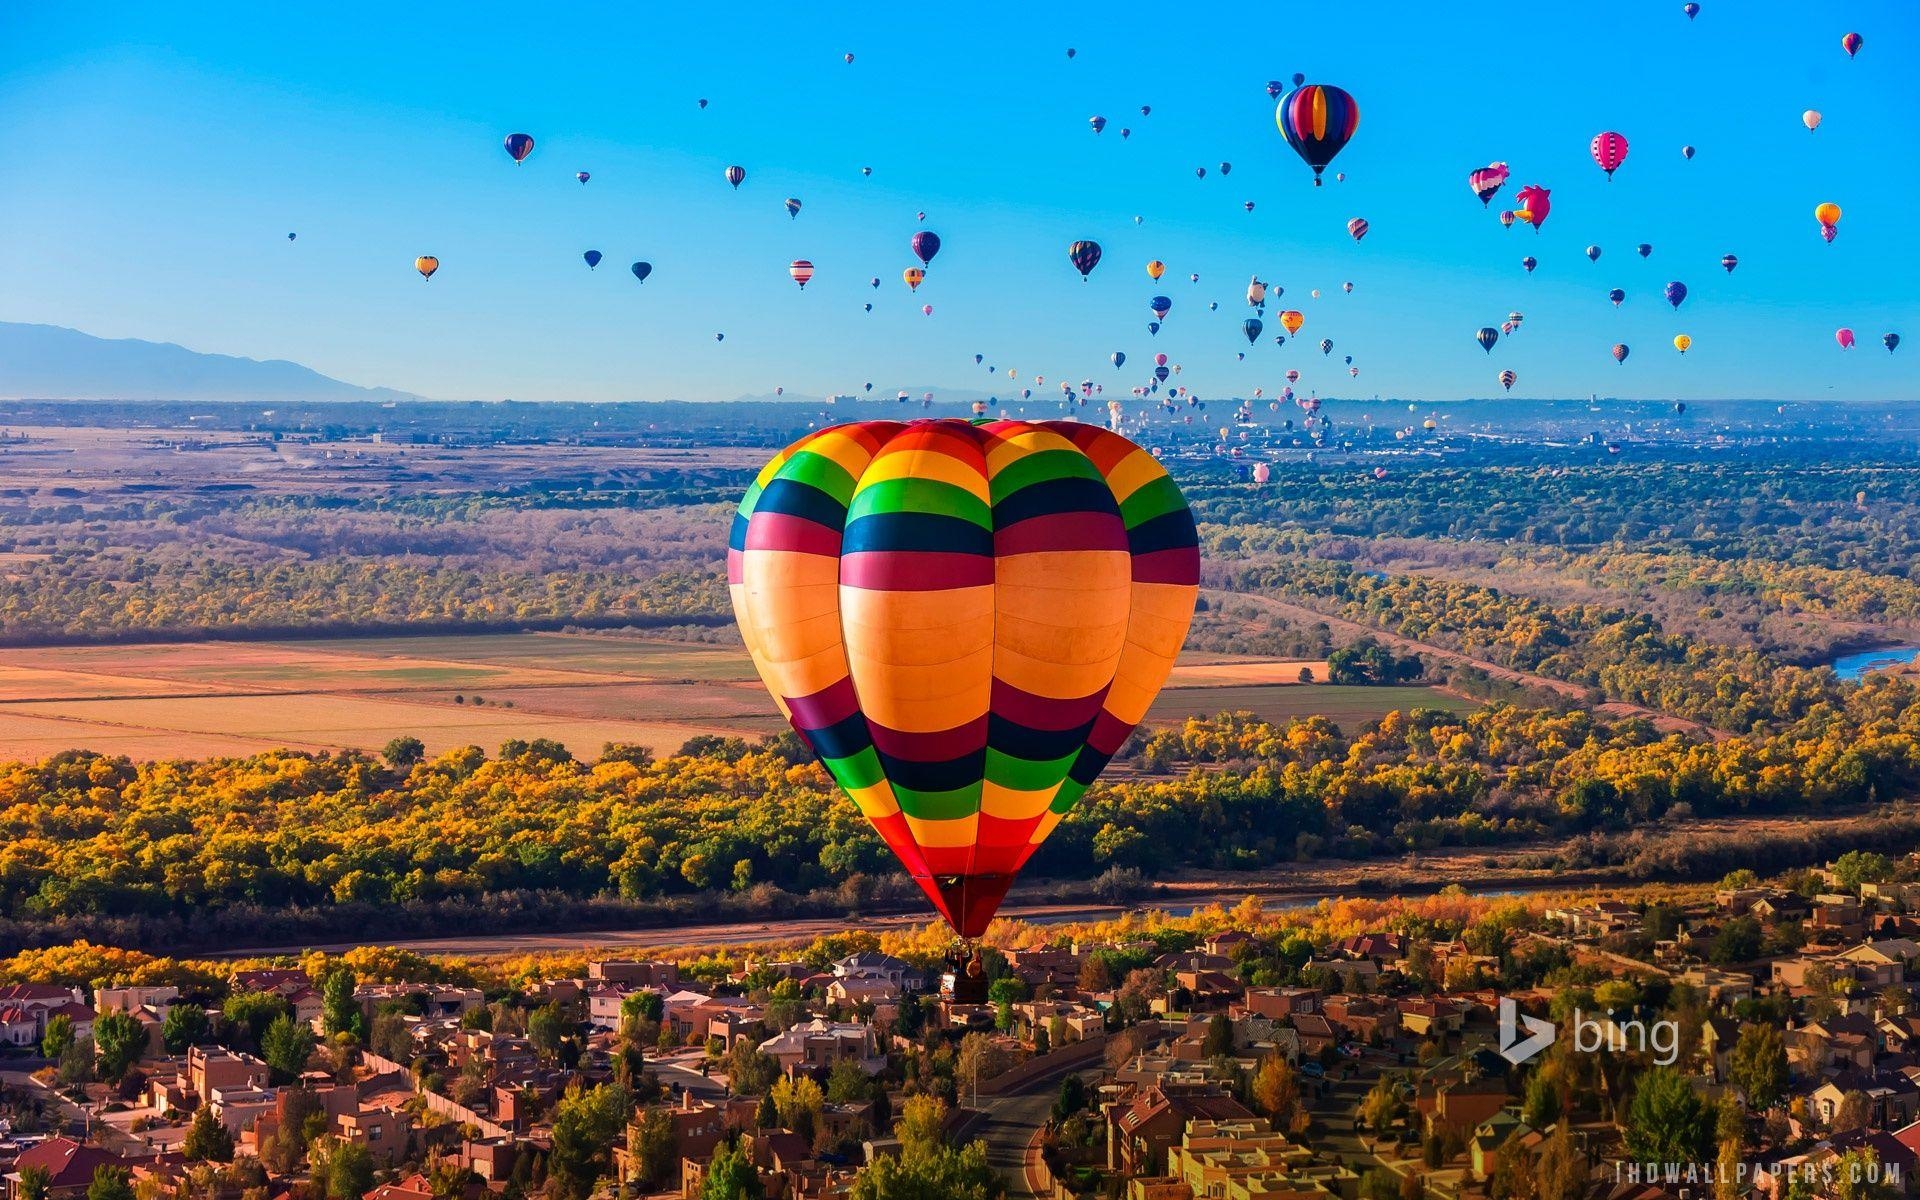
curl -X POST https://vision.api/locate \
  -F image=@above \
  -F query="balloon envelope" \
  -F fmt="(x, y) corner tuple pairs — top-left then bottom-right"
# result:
(1274, 84), (1360, 185)
(503, 133), (534, 163)
(583, 250), (602, 269)
(912, 231), (942, 265)
(631, 262), (652, 282)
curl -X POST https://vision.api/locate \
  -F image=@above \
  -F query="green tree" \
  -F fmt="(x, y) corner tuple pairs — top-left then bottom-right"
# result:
(548, 1082), (631, 1200)
(261, 1014), (317, 1083)
(827, 1057), (873, 1106)
(724, 1039), (779, 1097)
(40, 1013), (73, 1061)
(182, 1104), (235, 1163)
(1832, 851), (1894, 892)
(162, 1004), (209, 1055)
(528, 1002), (570, 1061)
(630, 1107), (679, 1190)
(92, 1011), (146, 1084)
(1710, 918), (1763, 965)
(221, 991), (291, 1051)
(849, 1141), (1004, 1200)
(1728, 1024), (1788, 1110)
(382, 736), (425, 770)
(1522, 1068), (1562, 1128)
(1623, 1068), (1714, 1165)
(769, 1075), (825, 1141)
(1203, 1013), (1235, 1058)
(700, 1144), (764, 1200)
(86, 1167), (133, 1200)
(322, 969), (365, 1040)
(17, 1167), (51, 1200)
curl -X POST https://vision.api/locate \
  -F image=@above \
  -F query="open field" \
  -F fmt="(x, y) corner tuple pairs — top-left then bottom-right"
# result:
(0, 632), (1451, 761)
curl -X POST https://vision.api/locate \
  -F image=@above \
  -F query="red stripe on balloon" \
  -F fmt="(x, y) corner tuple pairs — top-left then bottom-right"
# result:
(839, 550), (994, 590)
(989, 679), (1109, 731)
(1131, 546), (1202, 585)
(994, 511), (1128, 555)
(744, 512), (842, 555)
(867, 715), (990, 762)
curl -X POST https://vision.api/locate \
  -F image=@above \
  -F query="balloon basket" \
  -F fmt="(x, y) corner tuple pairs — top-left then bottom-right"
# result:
(940, 942), (990, 1005)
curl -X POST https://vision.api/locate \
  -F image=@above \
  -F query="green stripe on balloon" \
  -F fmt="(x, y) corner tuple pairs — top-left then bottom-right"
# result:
(985, 747), (1079, 792)
(987, 448), (1102, 505)
(847, 477), (992, 528)
(891, 780), (985, 821)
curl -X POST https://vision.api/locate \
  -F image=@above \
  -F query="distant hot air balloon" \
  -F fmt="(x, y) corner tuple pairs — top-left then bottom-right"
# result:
(1499, 370), (1516, 392)
(1842, 31), (1862, 57)
(1266, 81), (1285, 99)
(1347, 217), (1369, 241)
(1590, 131), (1629, 179)
(1112, 351), (1126, 368)
(1251, 462), (1270, 484)
(1274, 83), (1360, 185)
(1469, 162), (1510, 207)
(1609, 288), (1626, 306)
(414, 255), (439, 281)
(844, 51), (854, 63)
(1684, 2), (1699, 16)
(789, 260), (815, 289)
(903, 268), (925, 291)
(785, 198), (803, 219)
(1286, 370), (1300, 384)
(1721, 254), (1738, 273)
(1612, 343), (1630, 363)
(698, 98), (709, 109)
(1279, 310), (1304, 335)
(1837, 328), (1856, 350)
(503, 133), (535, 163)
(1476, 327), (1499, 353)
(1147, 322), (1161, 337)
(725, 165), (746, 189)
(1664, 281), (1688, 310)
(1499, 210), (1516, 230)
(1220, 162), (1232, 175)
(1069, 240), (1102, 279)
(1090, 115), (1107, 134)
(1319, 338), (1333, 356)
(1154, 353), (1168, 368)
(631, 261), (652, 283)
(1244, 201), (1256, 212)
(1066, 47), (1077, 58)
(1146, 260), (1166, 280)
(922, 304), (933, 316)
(1586, 245), (1602, 262)
(912, 231), (942, 266)
(1803, 110), (1822, 132)
(1522, 256), (1537, 274)
(861, 166), (873, 177)
(1638, 243), (1653, 258)
(1195, 166), (1207, 179)
(1293, 73), (1306, 86)
(1514, 185), (1551, 230)
(583, 250), (602, 270)
(1343, 282), (1354, 293)
(1815, 202), (1841, 243)
(1149, 296), (1172, 321)
(1243, 318), (1263, 344)
(1885, 333), (1901, 354)
(576, 170), (590, 185)
(1683, 145), (1696, 159)
(288, 232), (296, 241)
(1674, 334), (1692, 354)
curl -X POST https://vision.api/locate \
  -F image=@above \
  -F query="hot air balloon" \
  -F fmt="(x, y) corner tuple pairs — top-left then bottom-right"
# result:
(1195, 166), (1208, 179)
(1721, 254), (1738, 273)
(1837, 328), (1855, 350)
(786, 198), (803, 219)
(1112, 352), (1126, 369)
(1319, 339), (1333, 356)
(725, 165), (746, 189)
(1292, 73), (1306, 86)
(1243, 318), (1264, 344)
(1274, 83), (1360, 185)
(1476, 327), (1499, 353)
(1674, 334), (1693, 354)
(1090, 115), (1107, 134)
(912, 231), (942, 266)
(1590, 131), (1629, 179)
(1153, 354), (1168, 367)
(503, 133), (535, 163)
(1886, 333), (1901, 354)
(871, 278), (882, 289)
(1815, 202), (1841, 243)
(1347, 217), (1369, 242)
(1150, 296), (1172, 321)
(1147, 322), (1161, 337)
(1638, 243), (1653, 258)
(1514, 185), (1551, 230)
(1803, 110), (1822, 132)
(1154, 366), (1170, 383)
(1343, 281), (1354, 293)
(1499, 370), (1516, 391)
(1842, 31), (1862, 57)
(1279, 310), (1304, 335)
(1469, 162), (1510, 207)
(1219, 162), (1232, 175)
(576, 171), (590, 185)
(1266, 80), (1285, 98)
(1069, 240), (1102, 279)
(1244, 201), (1256, 213)
(1609, 288), (1626, 306)
(844, 51), (854, 63)
(1612, 343), (1630, 363)
(1286, 370), (1300, 384)
(1683, 145), (1696, 159)
(922, 304), (934, 316)
(1684, 2), (1699, 16)
(789, 260), (815, 289)
(1146, 260), (1166, 281)
(1522, 257), (1537, 274)
(1664, 281), (1688, 310)
(1586, 245), (1602, 262)
(1251, 462), (1270, 484)
(288, 232), (296, 240)
(1120, 129), (1131, 139)
(1067, 47), (1077, 58)
(414, 255), (439, 281)
(698, 98), (709, 108)
(1499, 210), (1516, 230)
(862, 166), (873, 177)
(903, 268), (925, 291)
(632, 262), (653, 283)
(583, 250), (602, 270)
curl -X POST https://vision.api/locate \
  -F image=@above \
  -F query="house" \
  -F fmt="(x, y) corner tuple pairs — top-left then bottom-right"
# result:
(1105, 1085), (1256, 1176)
(758, 1019), (884, 1076)
(1336, 933), (1406, 962)
(1471, 1115), (1544, 1182)
(1810, 1071), (1920, 1130)
(1164, 1118), (1339, 1198)
(1242, 988), (1320, 1020)
(1398, 998), (1467, 1038)
(0, 984), (81, 1041)
(1003, 947), (1084, 989)
(832, 952), (922, 991)
(0, 1007), (41, 1048)
(1204, 931), (1254, 959)
(589, 960), (680, 989)
(1421, 1076), (1512, 1140)
(4, 1139), (145, 1200)
(1290, 1014), (1337, 1059)
(186, 1046), (270, 1103)
(826, 975), (899, 1008)
(335, 1103), (414, 1164)
(93, 986), (179, 1017)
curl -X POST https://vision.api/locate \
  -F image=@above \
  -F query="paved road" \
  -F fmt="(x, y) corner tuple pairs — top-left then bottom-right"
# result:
(0, 1071), (147, 1156)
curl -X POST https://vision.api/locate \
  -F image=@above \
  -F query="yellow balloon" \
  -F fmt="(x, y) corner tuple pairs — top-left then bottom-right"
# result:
(414, 255), (439, 280)
(1146, 259), (1166, 280)
(1279, 310), (1305, 335)
(1673, 334), (1692, 354)
(902, 267), (925, 290)
(1815, 202), (1842, 225)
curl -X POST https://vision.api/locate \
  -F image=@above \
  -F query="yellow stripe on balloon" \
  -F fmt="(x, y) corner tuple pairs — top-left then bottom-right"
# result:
(858, 445), (991, 504)
(1027, 810), (1066, 846)
(1311, 87), (1328, 139)
(847, 780), (903, 820)
(903, 811), (979, 849)
(805, 427), (884, 481)
(982, 426), (1081, 476)
(1101, 448), (1168, 505)
(981, 781), (1059, 822)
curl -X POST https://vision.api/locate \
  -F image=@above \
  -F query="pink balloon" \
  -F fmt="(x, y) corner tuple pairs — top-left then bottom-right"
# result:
(1837, 328), (1856, 350)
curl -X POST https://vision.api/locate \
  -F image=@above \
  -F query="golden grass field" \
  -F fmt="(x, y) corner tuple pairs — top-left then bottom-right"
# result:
(0, 633), (1467, 762)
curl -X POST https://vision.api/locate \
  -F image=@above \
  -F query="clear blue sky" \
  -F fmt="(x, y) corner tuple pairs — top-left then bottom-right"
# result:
(0, 1), (1913, 403)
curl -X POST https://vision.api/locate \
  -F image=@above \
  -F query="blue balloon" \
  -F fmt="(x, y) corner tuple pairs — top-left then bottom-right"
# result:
(584, 250), (603, 270)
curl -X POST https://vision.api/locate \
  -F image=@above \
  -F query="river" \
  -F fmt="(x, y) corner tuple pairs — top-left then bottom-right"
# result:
(1830, 645), (1920, 681)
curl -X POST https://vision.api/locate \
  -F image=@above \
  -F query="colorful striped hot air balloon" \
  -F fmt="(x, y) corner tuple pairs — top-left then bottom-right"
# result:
(1274, 84), (1360, 186)
(1469, 162), (1510, 207)
(503, 133), (535, 163)
(414, 256), (438, 281)
(1590, 131), (1629, 179)
(1347, 217), (1369, 242)
(1068, 240), (1102, 279)
(789, 260), (815, 289)
(728, 419), (1199, 938)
